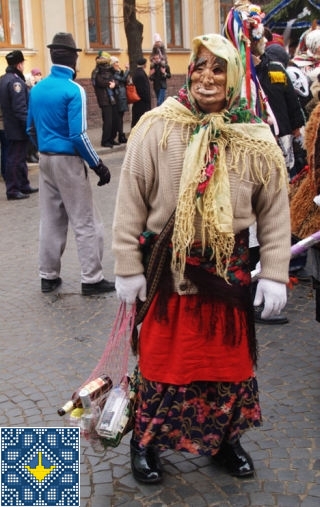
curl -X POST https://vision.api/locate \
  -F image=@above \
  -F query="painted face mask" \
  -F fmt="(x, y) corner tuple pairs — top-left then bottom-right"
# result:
(286, 66), (310, 97)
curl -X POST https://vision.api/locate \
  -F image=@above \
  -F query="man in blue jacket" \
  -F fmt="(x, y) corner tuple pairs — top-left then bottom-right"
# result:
(27, 32), (115, 296)
(0, 50), (38, 200)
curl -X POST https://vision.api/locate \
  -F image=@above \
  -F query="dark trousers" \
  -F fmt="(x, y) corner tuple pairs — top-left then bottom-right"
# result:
(117, 111), (124, 136)
(131, 102), (150, 128)
(0, 130), (8, 178)
(5, 139), (30, 196)
(101, 105), (118, 145)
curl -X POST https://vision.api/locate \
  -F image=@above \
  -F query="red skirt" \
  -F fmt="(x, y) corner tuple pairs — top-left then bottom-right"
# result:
(139, 292), (254, 384)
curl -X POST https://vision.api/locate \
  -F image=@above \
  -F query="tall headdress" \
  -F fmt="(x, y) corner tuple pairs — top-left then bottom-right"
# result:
(224, 2), (268, 120)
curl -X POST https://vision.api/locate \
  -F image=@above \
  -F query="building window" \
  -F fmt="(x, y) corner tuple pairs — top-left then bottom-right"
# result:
(87, 0), (112, 47)
(0, 0), (23, 46)
(165, 0), (183, 48)
(220, 1), (234, 27)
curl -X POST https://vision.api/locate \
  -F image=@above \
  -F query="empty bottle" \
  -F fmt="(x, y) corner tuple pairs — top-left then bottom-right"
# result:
(95, 376), (130, 442)
(57, 374), (113, 416)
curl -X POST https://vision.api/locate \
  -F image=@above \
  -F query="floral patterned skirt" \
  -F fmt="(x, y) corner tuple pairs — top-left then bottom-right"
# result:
(133, 375), (262, 456)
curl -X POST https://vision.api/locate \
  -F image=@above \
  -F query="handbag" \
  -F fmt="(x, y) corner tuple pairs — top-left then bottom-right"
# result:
(64, 303), (138, 450)
(126, 77), (140, 104)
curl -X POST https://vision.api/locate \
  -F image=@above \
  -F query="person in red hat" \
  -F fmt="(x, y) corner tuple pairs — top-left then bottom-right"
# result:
(0, 50), (38, 199)
(31, 68), (42, 84)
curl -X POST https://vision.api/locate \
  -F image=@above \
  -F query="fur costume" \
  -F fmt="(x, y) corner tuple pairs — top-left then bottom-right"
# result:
(290, 102), (320, 240)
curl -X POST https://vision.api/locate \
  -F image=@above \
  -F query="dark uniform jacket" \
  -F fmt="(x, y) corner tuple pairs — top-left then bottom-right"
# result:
(0, 66), (28, 140)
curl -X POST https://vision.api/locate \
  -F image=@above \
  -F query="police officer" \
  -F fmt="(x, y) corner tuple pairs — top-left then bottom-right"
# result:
(0, 50), (38, 199)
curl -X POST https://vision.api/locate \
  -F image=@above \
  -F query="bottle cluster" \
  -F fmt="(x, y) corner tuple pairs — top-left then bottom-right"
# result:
(58, 373), (135, 448)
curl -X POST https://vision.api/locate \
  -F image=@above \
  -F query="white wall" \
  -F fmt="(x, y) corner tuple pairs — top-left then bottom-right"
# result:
(202, 0), (221, 35)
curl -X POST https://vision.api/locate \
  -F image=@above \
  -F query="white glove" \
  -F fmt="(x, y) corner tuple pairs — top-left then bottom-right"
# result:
(313, 194), (320, 207)
(253, 278), (287, 319)
(115, 274), (147, 304)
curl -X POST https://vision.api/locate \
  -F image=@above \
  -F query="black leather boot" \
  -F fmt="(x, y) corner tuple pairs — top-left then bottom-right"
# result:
(212, 439), (254, 478)
(130, 437), (163, 483)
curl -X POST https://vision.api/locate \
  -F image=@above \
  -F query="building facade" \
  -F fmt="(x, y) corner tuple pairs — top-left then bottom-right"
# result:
(0, 0), (234, 125)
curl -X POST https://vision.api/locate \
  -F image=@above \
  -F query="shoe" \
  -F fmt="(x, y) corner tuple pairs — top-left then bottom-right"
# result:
(212, 440), (254, 478)
(112, 140), (120, 146)
(130, 438), (163, 484)
(27, 155), (39, 163)
(255, 314), (289, 325)
(295, 268), (311, 282)
(41, 277), (62, 293)
(7, 192), (30, 200)
(119, 134), (127, 144)
(101, 142), (113, 148)
(22, 187), (39, 194)
(254, 306), (289, 325)
(81, 278), (115, 296)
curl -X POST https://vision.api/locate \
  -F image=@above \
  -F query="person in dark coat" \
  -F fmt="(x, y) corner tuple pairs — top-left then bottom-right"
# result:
(253, 42), (305, 176)
(92, 52), (119, 148)
(110, 57), (130, 143)
(0, 50), (38, 199)
(131, 58), (151, 128)
(0, 107), (8, 179)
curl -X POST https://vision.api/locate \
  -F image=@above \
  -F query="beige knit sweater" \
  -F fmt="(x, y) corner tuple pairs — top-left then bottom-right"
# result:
(112, 115), (291, 288)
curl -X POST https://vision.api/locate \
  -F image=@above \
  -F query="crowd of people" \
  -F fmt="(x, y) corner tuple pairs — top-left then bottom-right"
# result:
(91, 32), (171, 140)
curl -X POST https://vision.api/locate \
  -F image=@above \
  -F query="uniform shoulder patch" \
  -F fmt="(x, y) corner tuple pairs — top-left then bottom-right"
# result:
(268, 70), (287, 85)
(13, 82), (22, 93)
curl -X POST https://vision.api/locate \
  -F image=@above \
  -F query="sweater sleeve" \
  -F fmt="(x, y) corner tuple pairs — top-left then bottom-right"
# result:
(253, 160), (291, 284)
(112, 117), (179, 276)
(112, 131), (151, 276)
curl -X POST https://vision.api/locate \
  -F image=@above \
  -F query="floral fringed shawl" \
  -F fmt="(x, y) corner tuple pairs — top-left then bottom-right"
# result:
(131, 34), (287, 281)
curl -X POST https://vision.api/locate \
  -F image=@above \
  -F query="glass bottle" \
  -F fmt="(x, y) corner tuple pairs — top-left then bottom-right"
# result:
(57, 374), (113, 416)
(95, 376), (130, 444)
(79, 388), (97, 438)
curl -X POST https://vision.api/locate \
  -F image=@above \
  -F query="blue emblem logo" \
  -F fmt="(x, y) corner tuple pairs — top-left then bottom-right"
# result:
(1, 427), (80, 506)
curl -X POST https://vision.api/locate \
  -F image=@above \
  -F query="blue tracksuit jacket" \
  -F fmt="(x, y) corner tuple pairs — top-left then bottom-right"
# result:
(27, 64), (99, 168)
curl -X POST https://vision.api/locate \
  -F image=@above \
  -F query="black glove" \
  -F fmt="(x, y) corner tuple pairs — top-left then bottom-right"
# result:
(92, 159), (111, 186)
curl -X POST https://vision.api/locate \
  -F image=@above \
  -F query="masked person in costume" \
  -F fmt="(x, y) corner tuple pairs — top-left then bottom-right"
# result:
(112, 34), (291, 484)
(27, 33), (115, 295)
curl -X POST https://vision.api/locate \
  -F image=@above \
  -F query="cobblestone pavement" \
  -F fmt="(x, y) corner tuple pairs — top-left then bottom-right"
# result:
(1, 130), (320, 507)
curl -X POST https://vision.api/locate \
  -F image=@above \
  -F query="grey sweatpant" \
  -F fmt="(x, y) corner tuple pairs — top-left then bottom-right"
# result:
(38, 154), (104, 284)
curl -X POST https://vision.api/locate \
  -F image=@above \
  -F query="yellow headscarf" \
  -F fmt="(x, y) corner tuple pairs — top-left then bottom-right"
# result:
(171, 34), (251, 279)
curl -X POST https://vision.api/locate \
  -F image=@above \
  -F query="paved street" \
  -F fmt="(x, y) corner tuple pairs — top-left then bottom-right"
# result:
(1, 129), (320, 507)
